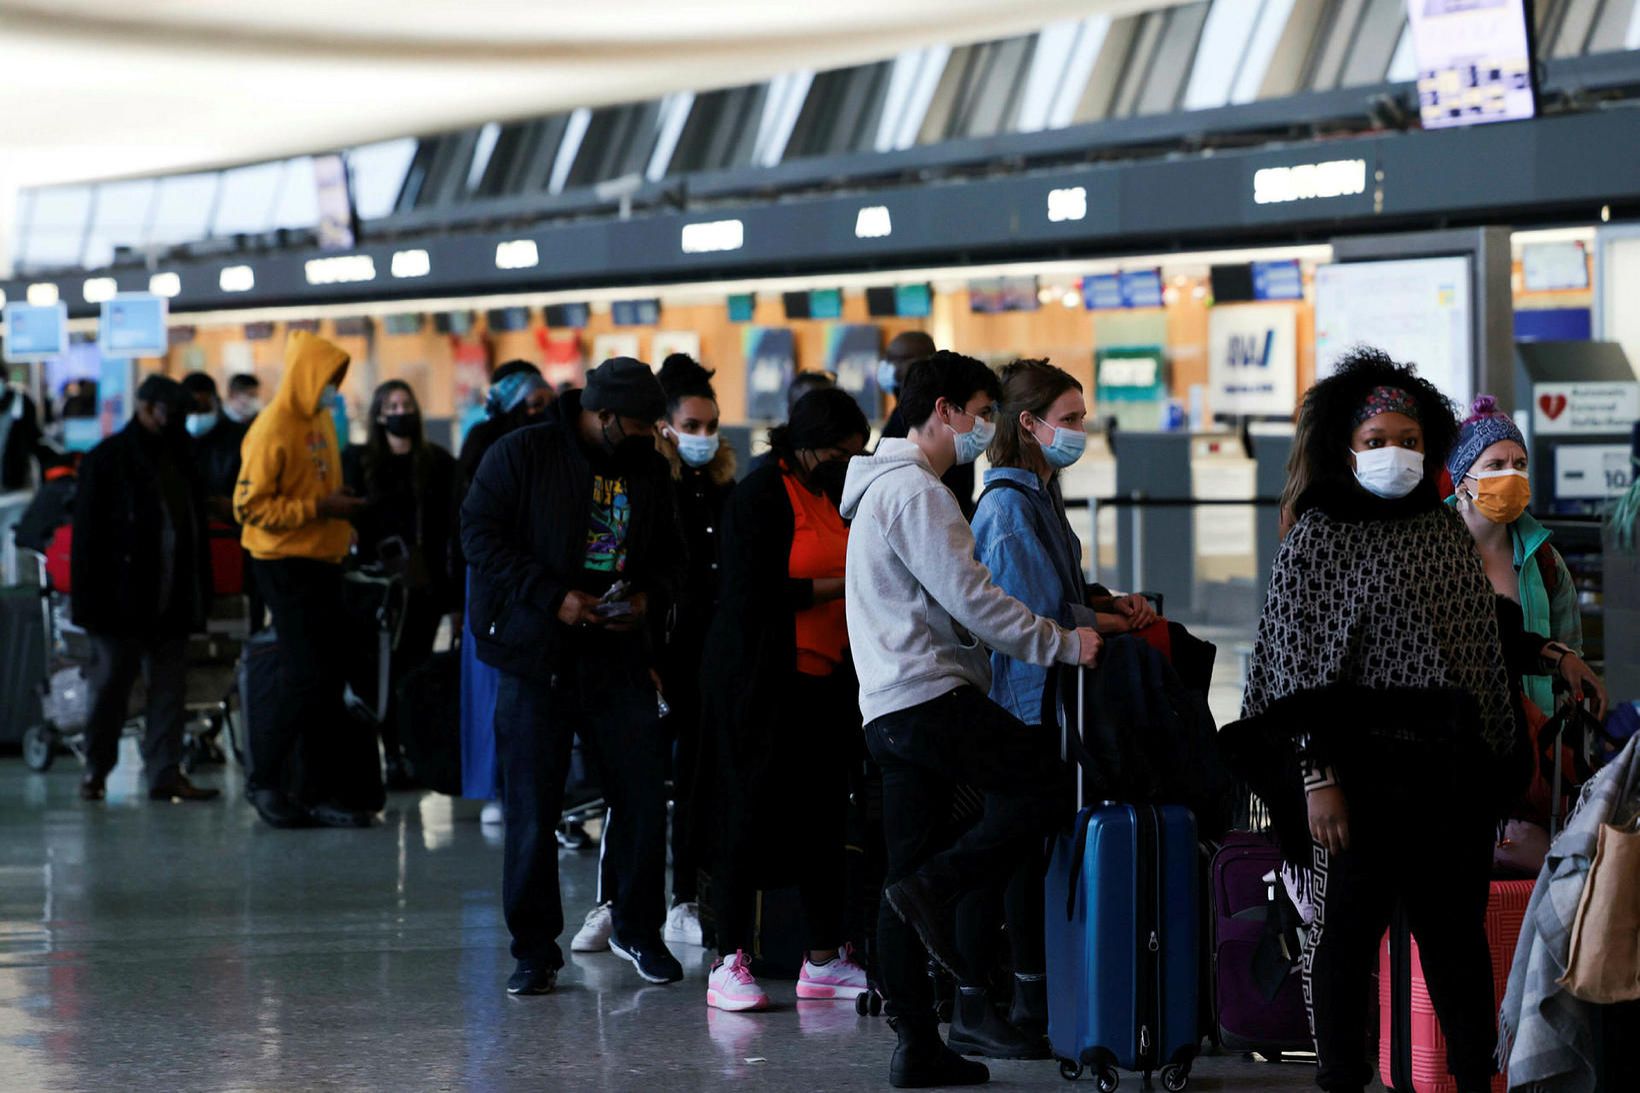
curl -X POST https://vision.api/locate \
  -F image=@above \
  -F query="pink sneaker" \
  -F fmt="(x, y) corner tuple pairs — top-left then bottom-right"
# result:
(796, 945), (869, 1000)
(707, 950), (771, 1012)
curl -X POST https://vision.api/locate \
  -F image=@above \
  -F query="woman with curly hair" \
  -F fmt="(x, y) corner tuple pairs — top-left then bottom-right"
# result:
(1237, 348), (1605, 1093)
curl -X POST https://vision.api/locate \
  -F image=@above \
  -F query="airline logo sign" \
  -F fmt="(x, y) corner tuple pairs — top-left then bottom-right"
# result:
(1209, 304), (1298, 416)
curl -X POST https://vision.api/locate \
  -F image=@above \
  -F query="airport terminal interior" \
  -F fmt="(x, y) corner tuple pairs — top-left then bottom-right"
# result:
(1, 2), (1639, 1090)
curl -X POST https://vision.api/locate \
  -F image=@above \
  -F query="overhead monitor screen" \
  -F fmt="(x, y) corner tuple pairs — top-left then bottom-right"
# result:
(1315, 256), (1473, 408)
(98, 294), (168, 358)
(1407, 0), (1536, 130)
(1521, 241), (1590, 292)
(2, 302), (68, 361)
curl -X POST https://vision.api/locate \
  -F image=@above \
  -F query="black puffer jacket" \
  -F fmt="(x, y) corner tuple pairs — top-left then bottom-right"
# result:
(460, 390), (685, 678)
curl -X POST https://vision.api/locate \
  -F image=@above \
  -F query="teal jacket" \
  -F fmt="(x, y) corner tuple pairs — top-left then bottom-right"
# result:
(1450, 502), (1583, 712)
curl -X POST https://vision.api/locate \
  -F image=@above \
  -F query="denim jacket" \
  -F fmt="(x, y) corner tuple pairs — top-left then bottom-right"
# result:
(971, 467), (1087, 724)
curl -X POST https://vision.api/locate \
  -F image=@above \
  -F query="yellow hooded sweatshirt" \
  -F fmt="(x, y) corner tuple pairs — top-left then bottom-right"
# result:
(234, 331), (353, 562)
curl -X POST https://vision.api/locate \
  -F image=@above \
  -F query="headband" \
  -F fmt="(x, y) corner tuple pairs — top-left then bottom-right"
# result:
(487, 371), (548, 418)
(1351, 385), (1420, 428)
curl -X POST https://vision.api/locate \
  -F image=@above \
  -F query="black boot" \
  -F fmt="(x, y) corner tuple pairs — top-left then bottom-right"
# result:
(889, 1017), (990, 1089)
(948, 986), (1048, 1060)
(1007, 973), (1049, 1040)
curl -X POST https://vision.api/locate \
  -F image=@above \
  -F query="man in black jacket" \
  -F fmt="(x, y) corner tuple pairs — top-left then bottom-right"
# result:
(462, 357), (686, 996)
(71, 375), (218, 803)
(180, 372), (247, 524)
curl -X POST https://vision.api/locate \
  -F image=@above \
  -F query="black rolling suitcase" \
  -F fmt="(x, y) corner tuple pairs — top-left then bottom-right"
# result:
(398, 650), (461, 795)
(0, 585), (45, 745)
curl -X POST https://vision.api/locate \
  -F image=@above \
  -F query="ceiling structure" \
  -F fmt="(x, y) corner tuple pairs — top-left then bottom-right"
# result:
(0, 0), (1171, 189)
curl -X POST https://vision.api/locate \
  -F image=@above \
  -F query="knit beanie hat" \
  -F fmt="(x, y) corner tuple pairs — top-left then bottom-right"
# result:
(1447, 395), (1527, 483)
(583, 357), (667, 420)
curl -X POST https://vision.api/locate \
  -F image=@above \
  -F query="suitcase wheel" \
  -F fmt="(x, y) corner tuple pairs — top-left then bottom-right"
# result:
(1097, 1067), (1119, 1093)
(1058, 1060), (1083, 1082)
(1160, 1063), (1189, 1092)
(853, 991), (883, 1016)
(23, 724), (56, 772)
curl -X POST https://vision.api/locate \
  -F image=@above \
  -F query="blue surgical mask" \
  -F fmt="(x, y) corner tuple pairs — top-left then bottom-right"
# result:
(949, 414), (996, 466)
(1037, 422), (1086, 469)
(1352, 445), (1423, 499)
(673, 431), (720, 468)
(876, 360), (899, 395)
(185, 410), (219, 438)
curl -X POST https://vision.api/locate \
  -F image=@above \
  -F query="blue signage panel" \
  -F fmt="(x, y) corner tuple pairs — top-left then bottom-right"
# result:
(1082, 275), (1125, 311)
(98, 294), (168, 357)
(1252, 260), (1304, 301)
(1119, 269), (1165, 309)
(809, 289), (843, 320)
(611, 298), (661, 326)
(3, 302), (69, 361)
(894, 283), (932, 318)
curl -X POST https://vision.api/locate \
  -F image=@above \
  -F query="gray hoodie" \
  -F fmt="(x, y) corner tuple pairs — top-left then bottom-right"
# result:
(840, 437), (1081, 725)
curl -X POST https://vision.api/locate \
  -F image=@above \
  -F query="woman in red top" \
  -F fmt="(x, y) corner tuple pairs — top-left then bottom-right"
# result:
(700, 387), (871, 1013)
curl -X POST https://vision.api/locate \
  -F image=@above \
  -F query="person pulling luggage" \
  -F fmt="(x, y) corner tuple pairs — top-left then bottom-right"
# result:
(840, 352), (1100, 1088)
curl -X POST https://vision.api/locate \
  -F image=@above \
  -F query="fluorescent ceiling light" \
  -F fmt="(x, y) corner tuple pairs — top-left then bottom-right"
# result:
(855, 206), (892, 239)
(1047, 186), (1087, 223)
(219, 265), (255, 293)
(304, 254), (377, 285)
(680, 219), (744, 254)
(391, 249), (431, 278)
(149, 272), (182, 298)
(82, 277), (119, 304)
(1253, 159), (1367, 205)
(495, 239), (540, 270)
(27, 283), (60, 306)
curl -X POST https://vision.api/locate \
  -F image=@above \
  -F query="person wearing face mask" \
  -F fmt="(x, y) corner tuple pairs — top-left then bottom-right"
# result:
(179, 372), (247, 525)
(342, 380), (459, 790)
(698, 387), (871, 1012)
(223, 373), (263, 426)
(462, 357), (687, 996)
(648, 354), (735, 949)
(840, 351), (1102, 1088)
(877, 332), (979, 520)
(1234, 348), (1606, 1093)
(953, 358), (1160, 1060)
(235, 331), (370, 829)
(1447, 395), (1581, 717)
(70, 375), (219, 804)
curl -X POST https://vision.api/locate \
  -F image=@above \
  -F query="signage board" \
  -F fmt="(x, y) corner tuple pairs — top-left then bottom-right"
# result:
(1208, 304), (1298, 417)
(98, 294), (169, 359)
(2, 302), (68, 361)
(1252, 260), (1304, 301)
(1316, 257), (1473, 409)
(825, 323), (883, 418)
(1555, 444), (1632, 500)
(743, 327), (796, 421)
(1119, 269), (1164, 309)
(1408, 0), (1536, 130)
(1532, 381), (1639, 436)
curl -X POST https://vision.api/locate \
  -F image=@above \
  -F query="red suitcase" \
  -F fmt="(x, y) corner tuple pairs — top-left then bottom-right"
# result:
(1378, 879), (1534, 1093)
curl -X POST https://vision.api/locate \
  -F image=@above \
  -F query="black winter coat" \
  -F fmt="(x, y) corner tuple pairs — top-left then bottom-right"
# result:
(343, 442), (461, 611)
(71, 421), (211, 638)
(191, 415), (247, 503)
(460, 390), (685, 678)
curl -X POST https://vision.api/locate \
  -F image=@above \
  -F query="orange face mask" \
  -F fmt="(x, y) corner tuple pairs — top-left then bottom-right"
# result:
(1464, 468), (1531, 524)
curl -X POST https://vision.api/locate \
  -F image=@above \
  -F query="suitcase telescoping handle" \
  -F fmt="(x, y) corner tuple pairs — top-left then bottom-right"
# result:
(1058, 665), (1087, 812)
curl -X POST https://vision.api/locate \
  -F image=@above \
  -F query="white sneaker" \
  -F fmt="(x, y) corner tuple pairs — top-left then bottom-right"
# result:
(480, 801), (504, 826)
(707, 950), (770, 1012)
(663, 901), (704, 947)
(571, 902), (614, 952)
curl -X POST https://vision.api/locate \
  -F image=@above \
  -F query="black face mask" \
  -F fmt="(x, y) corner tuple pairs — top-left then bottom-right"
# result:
(382, 412), (420, 439)
(601, 418), (654, 470)
(808, 456), (852, 507)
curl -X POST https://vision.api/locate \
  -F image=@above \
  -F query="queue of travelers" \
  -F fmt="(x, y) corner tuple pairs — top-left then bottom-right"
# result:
(46, 327), (1616, 1092)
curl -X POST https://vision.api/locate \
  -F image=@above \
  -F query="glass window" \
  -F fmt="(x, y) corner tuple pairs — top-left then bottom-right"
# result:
(270, 158), (320, 230)
(1040, 17), (1111, 130)
(1230, 0), (1298, 103)
(467, 122), (502, 192)
(212, 160), (285, 237)
(874, 48), (949, 151)
(18, 184), (93, 271)
(147, 173), (219, 248)
(646, 93), (695, 180)
(82, 178), (156, 269)
(548, 108), (592, 193)
(1339, 0), (1407, 86)
(1385, 21), (1417, 81)
(1630, 0), (1640, 48)
(1111, 11), (1168, 117)
(347, 138), (418, 220)
(1588, 0), (1637, 52)
(1184, 0), (1265, 111)
(1135, 2), (1211, 115)
(753, 72), (813, 167)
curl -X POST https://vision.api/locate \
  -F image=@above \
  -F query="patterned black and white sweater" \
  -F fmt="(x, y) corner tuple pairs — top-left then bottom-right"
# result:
(1242, 481), (1523, 790)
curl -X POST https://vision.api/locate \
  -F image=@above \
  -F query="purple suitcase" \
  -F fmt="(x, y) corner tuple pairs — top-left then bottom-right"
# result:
(1209, 832), (1312, 1057)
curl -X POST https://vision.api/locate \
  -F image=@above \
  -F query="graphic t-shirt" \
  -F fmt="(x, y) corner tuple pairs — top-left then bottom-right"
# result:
(584, 473), (631, 575)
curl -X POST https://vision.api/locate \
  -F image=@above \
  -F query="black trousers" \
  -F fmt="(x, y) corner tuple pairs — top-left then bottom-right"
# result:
(713, 670), (854, 955)
(665, 679), (704, 905)
(1303, 783), (1498, 1092)
(380, 589), (443, 761)
(250, 557), (353, 805)
(864, 686), (1063, 1025)
(955, 845), (1048, 983)
(496, 648), (667, 969)
(84, 632), (186, 789)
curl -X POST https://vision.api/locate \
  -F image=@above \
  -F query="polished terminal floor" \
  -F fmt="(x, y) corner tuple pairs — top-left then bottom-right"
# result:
(0, 627), (1382, 1092)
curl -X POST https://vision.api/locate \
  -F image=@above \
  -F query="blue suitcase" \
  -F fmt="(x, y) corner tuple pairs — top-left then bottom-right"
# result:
(1046, 666), (1200, 1091)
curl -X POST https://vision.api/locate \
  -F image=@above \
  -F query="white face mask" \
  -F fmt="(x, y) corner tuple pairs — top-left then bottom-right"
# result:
(1352, 445), (1424, 499)
(671, 430), (720, 468)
